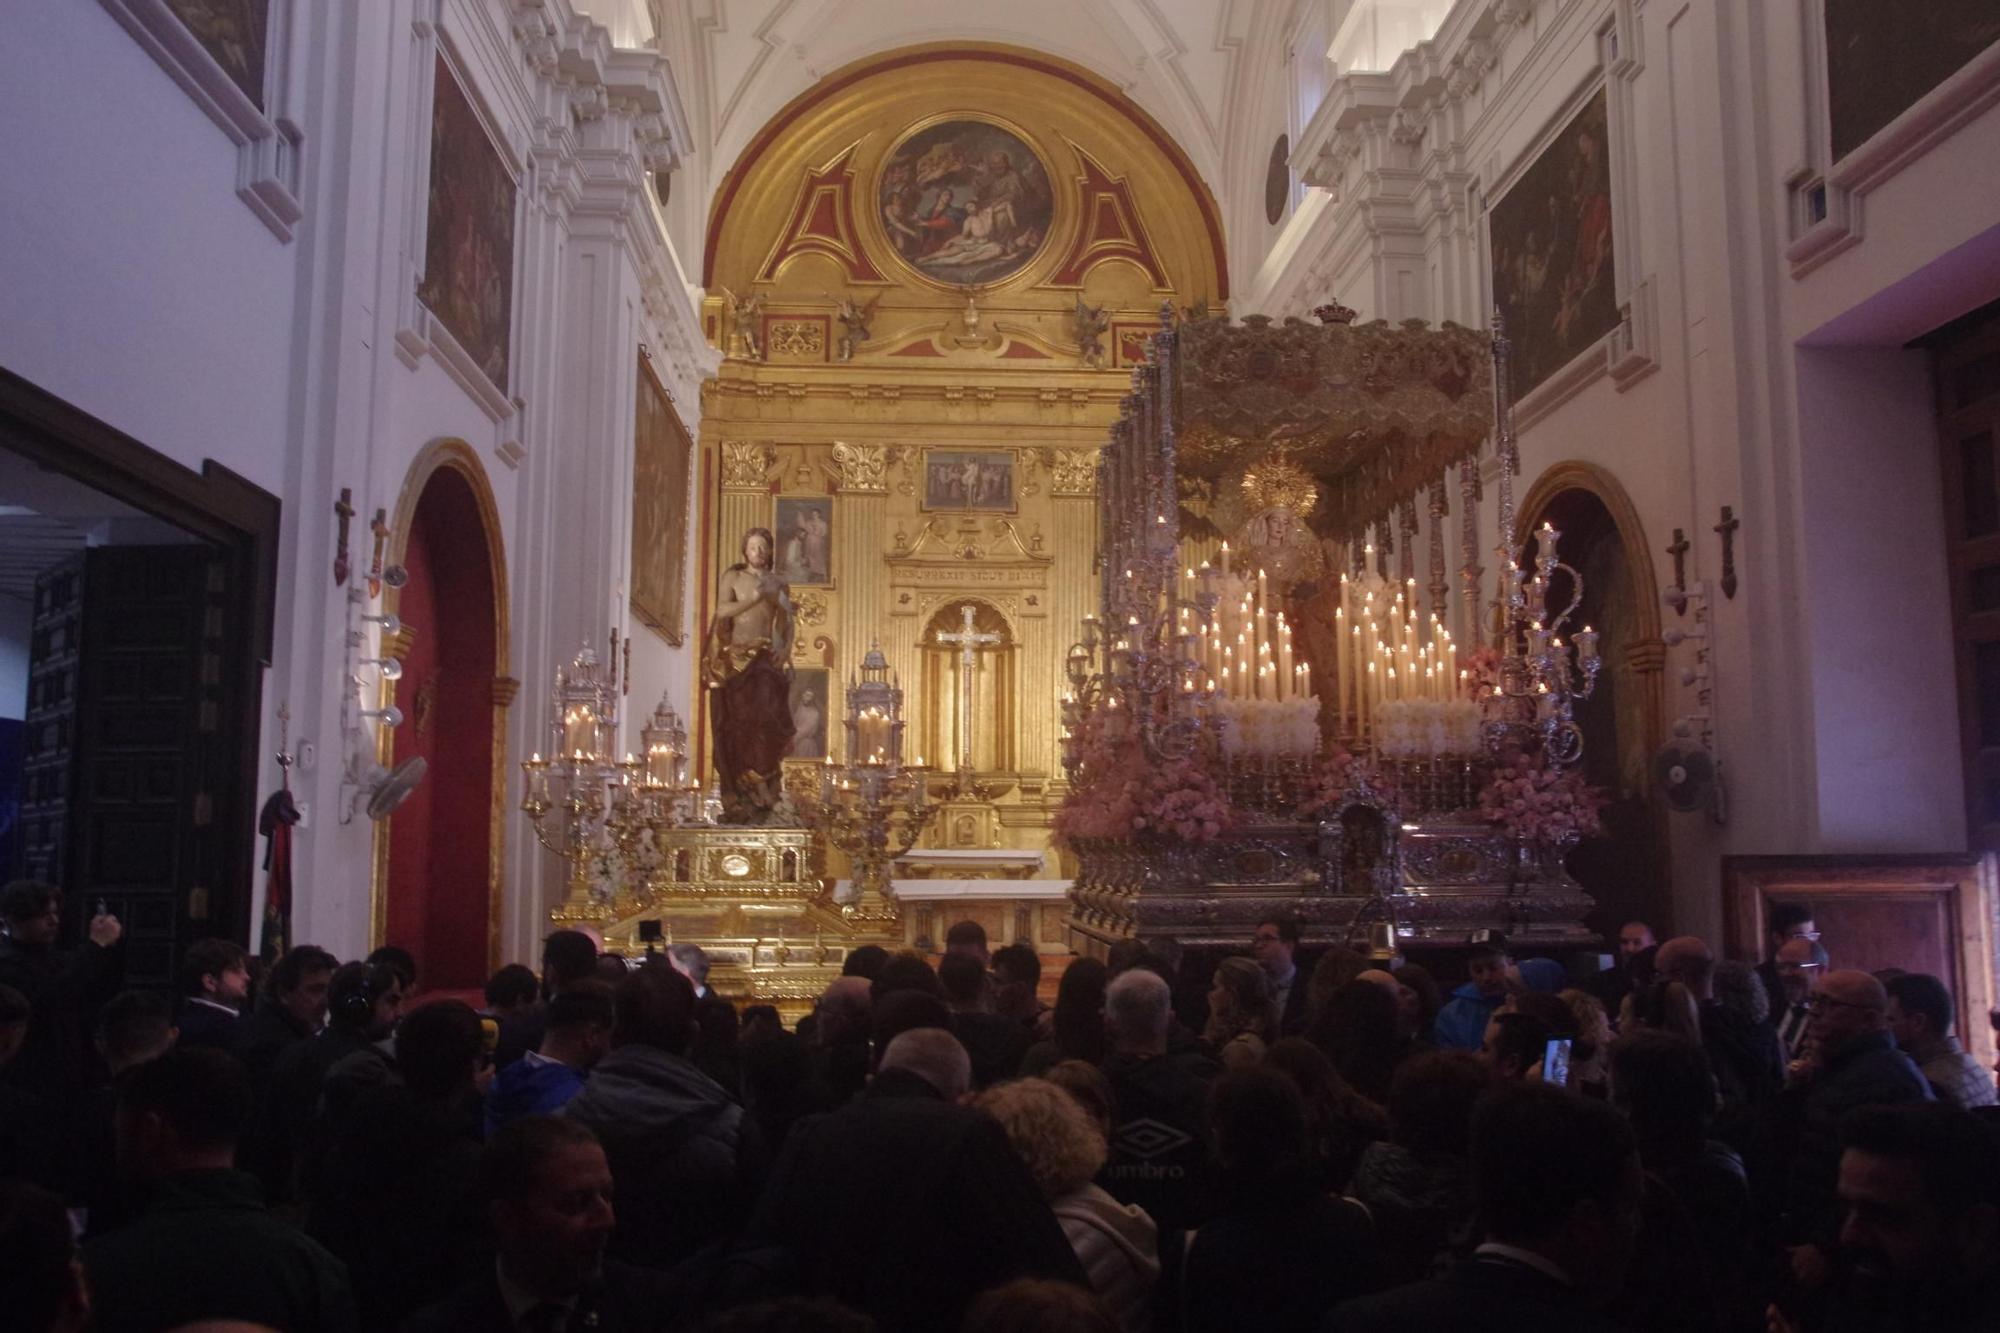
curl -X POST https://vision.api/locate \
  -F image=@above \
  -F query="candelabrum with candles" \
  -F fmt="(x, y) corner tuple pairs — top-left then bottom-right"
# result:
(601, 695), (703, 897)
(799, 645), (945, 927)
(520, 645), (622, 922)
(1483, 520), (1604, 768)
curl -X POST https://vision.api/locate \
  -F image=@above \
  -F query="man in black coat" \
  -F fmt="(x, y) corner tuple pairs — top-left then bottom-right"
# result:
(0, 880), (123, 1108)
(1326, 1083), (1643, 1332)
(1777, 970), (1932, 1255)
(560, 965), (763, 1270)
(1254, 916), (1314, 1036)
(239, 944), (338, 1084)
(749, 1027), (1086, 1333)
(494, 929), (601, 1070)
(83, 1047), (357, 1333)
(1099, 967), (1221, 1230)
(257, 960), (404, 1207)
(174, 936), (252, 1056)
(404, 1115), (701, 1333)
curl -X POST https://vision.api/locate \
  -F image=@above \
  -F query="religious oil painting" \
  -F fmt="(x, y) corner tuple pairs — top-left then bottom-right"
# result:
(418, 53), (517, 392)
(166, 0), (269, 108)
(923, 451), (1016, 513)
(774, 496), (833, 586)
(631, 356), (691, 643)
(878, 119), (1055, 288)
(1488, 86), (1618, 400)
(787, 668), (830, 760)
(1824, 0), (2000, 162)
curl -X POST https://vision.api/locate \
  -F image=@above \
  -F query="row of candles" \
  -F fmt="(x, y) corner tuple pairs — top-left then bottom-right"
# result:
(1175, 545), (1310, 703)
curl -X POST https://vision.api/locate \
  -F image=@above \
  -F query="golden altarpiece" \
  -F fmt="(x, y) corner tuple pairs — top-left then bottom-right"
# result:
(527, 47), (1228, 1005)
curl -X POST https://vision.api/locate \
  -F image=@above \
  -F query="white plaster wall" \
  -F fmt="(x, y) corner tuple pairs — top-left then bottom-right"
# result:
(0, 0), (708, 967)
(1245, 0), (2000, 939)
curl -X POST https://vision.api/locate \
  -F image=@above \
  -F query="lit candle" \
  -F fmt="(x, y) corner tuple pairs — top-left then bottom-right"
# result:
(563, 705), (595, 758)
(1220, 541), (1232, 574)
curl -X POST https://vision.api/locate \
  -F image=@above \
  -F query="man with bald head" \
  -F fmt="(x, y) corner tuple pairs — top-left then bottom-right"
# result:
(1655, 935), (1783, 1120)
(1779, 969), (1933, 1251)
(748, 1025), (1082, 1333)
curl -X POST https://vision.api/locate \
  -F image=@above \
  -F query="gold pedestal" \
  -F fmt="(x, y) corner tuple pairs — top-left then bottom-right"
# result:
(581, 824), (899, 1022)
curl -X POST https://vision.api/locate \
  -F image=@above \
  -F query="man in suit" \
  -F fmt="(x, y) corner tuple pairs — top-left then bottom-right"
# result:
(405, 1115), (695, 1332)
(749, 1027), (1085, 1333)
(1326, 1083), (1642, 1331)
(1773, 936), (1828, 1063)
(240, 944), (337, 1085)
(1754, 902), (1819, 1018)
(174, 937), (252, 1056)
(1253, 916), (1312, 1036)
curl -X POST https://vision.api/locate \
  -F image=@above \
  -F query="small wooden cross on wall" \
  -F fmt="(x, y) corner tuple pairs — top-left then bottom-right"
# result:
(1714, 506), (1740, 600)
(1665, 528), (1690, 615)
(332, 489), (355, 588)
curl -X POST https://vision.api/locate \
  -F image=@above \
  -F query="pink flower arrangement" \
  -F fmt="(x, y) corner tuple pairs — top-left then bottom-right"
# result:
(1462, 644), (1504, 698)
(1478, 751), (1608, 843)
(1056, 731), (1234, 846)
(1298, 748), (1402, 818)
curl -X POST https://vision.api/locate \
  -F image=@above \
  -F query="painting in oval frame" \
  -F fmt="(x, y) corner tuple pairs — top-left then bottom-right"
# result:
(876, 116), (1056, 289)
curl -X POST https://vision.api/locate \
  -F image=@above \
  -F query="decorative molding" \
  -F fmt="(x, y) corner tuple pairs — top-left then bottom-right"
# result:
(829, 442), (890, 493)
(492, 676), (522, 708)
(98, 0), (304, 242)
(1046, 447), (1099, 497)
(720, 440), (775, 490)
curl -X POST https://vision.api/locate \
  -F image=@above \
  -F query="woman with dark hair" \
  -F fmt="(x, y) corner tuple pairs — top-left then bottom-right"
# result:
(1308, 979), (1402, 1106)
(1180, 1068), (1377, 1331)
(1022, 958), (1109, 1075)
(1263, 1037), (1388, 1192)
(1348, 1049), (1492, 1284)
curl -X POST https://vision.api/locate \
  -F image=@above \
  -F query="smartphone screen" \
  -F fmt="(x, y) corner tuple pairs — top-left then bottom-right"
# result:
(1543, 1037), (1573, 1087)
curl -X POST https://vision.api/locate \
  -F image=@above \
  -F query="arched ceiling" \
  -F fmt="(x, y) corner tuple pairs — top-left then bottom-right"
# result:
(655, 0), (1256, 253)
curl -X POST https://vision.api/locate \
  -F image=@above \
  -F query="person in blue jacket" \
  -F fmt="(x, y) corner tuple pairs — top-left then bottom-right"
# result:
(484, 982), (613, 1138)
(1434, 935), (1519, 1051)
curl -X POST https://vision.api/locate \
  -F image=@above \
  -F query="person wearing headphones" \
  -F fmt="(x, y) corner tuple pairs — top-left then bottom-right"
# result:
(254, 962), (404, 1211)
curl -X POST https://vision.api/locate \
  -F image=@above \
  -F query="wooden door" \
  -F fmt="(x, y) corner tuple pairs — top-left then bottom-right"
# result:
(25, 547), (233, 987)
(1937, 303), (2000, 852)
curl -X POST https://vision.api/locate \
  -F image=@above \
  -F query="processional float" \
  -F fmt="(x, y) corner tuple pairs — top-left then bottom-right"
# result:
(1057, 305), (1606, 958)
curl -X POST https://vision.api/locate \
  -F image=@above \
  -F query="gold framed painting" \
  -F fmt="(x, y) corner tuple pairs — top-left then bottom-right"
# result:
(630, 353), (691, 643)
(773, 495), (833, 586)
(921, 449), (1016, 513)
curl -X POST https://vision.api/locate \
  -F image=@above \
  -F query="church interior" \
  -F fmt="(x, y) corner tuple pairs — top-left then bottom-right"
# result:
(4, 1), (2000, 1329)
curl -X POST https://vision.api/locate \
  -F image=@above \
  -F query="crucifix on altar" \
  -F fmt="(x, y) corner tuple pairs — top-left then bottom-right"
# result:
(935, 602), (1002, 776)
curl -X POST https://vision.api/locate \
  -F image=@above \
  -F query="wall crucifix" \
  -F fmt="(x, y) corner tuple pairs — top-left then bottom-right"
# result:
(935, 602), (1001, 775)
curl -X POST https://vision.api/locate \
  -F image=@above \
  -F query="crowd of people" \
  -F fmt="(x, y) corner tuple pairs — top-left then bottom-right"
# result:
(3, 876), (1999, 1332)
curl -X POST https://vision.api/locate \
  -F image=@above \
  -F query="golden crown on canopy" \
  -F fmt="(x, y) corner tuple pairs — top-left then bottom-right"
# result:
(1238, 458), (1320, 520)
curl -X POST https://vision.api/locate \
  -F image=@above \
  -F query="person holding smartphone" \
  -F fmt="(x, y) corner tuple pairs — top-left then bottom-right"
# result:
(0, 880), (123, 1110)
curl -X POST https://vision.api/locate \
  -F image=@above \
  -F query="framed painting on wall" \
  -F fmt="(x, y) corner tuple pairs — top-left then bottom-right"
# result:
(630, 354), (691, 643)
(163, 0), (270, 108)
(1724, 853), (2000, 1068)
(417, 52), (517, 394)
(921, 450), (1016, 513)
(788, 667), (830, 760)
(774, 496), (833, 586)
(1824, 0), (2000, 163)
(1487, 85), (1619, 400)
(877, 118), (1055, 288)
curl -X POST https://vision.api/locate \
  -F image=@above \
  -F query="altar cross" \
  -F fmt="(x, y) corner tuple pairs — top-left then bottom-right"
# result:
(936, 603), (1001, 772)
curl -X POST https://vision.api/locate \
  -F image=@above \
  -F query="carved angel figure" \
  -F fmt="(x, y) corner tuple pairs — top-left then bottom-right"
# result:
(720, 287), (766, 361)
(825, 291), (880, 362)
(1071, 294), (1111, 368)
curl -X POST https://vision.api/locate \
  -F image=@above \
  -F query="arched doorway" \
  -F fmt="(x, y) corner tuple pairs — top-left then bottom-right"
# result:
(1518, 463), (1671, 938)
(376, 441), (509, 991)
